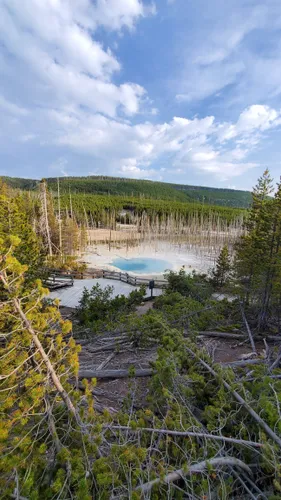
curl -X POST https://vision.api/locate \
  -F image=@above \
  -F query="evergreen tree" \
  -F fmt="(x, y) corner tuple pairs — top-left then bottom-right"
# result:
(0, 237), (96, 498)
(0, 181), (41, 276)
(235, 170), (281, 329)
(212, 245), (232, 289)
(61, 215), (80, 256)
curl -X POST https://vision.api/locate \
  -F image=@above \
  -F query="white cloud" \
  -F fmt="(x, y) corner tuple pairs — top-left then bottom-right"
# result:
(176, 61), (244, 102)
(0, 0), (120, 79)
(19, 134), (37, 142)
(1, 0), (281, 186)
(173, 1), (281, 105)
(0, 0), (151, 117)
(236, 105), (280, 132)
(88, 0), (156, 31)
(0, 95), (28, 115)
(36, 103), (279, 181)
(120, 159), (156, 179)
(218, 105), (281, 142)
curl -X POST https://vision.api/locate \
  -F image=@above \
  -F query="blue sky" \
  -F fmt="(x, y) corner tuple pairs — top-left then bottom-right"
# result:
(0, 0), (281, 190)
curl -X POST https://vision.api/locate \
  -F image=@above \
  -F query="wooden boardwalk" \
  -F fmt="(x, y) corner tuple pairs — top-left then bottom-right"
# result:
(43, 268), (167, 290)
(49, 278), (163, 307)
(43, 272), (74, 290)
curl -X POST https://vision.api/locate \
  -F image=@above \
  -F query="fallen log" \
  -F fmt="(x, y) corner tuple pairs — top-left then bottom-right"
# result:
(93, 401), (117, 414)
(134, 457), (252, 495)
(185, 330), (281, 343)
(86, 341), (130, 353)
(79, 368), (154, 379)
(223, 359), (265, 368)
(245, 373), (281, 382)
(105, 425), (264, 448)
(240, 302), (257, 354)
(195, 331), (246, 340)
(96, 352), (116, 371)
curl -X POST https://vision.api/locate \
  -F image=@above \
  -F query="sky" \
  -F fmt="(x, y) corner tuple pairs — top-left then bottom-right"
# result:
(0, 0), (281, 190)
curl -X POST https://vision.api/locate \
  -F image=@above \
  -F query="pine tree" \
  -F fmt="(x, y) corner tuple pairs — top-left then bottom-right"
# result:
(0, 236), (96, 498)
(0, 182), (41, 276)
(61, 215), (80, 256)
(212, 245), (232, 289)
(235, 170), (281, 329)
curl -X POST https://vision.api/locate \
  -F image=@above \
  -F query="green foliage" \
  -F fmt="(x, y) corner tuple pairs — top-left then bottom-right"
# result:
(211, 245), (232, 289)
(2, 175), (253, 207)
(0, 238), (96, 499)
(153, 291), (226, 331)
(172, 182), (253, 207)
(1, 242), (281, 498)
(57, 192), (243, 227)
(47, 255), (87, 272)
(234, 170), (281, 330)
(2, 172), (281, 499)
(0, 181), (41, 277)
(164, 267), (213, 301)
(77, 283), (146, 328)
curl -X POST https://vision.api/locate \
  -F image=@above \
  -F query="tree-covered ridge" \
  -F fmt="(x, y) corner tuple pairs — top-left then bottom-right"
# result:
(1, 175), (253, 208)
(0, 176), (38, 191)
(173, 183), (253, 207)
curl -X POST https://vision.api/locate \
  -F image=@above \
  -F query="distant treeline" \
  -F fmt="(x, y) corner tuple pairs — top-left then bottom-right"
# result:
(59, 192), (244, 227)
(1, 175), (252, 208)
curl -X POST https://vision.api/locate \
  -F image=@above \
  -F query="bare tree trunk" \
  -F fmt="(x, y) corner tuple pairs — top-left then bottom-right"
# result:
(57, 178), (62, 254)
(69, 187), (73, 220)
(79, 368), (153, 379)
(96, 352), (115, 370)
(106, 425), (263, 448)
(240, 302), (257, 354)
(40, 180), (52, 256)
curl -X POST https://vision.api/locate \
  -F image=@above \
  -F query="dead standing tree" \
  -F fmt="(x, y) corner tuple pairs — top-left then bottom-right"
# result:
(39, 179), (53, 256)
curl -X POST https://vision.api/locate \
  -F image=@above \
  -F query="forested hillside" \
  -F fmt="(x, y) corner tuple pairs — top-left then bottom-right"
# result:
(1, 175), (252, 208)
(173, 183), (253, 207)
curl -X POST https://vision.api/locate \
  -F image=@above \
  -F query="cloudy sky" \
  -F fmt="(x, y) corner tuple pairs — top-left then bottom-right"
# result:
(1, 0), (281, 189)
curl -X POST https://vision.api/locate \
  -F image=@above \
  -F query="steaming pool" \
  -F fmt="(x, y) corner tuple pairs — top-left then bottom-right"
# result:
(110, 257), (170, 274)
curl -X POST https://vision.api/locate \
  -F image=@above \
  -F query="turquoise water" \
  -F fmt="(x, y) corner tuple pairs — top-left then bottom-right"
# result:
(111, 257), (170, 274)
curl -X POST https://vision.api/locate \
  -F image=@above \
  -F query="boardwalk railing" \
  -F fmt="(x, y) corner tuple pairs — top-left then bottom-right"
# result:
(43, 268), (167, 289)
(43, 271), (74, 290)
(99, 269), (167, 288)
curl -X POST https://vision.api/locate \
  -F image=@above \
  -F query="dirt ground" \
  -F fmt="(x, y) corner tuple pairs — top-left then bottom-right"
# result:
(199, 337), (265, 363)
(60, 305), (265, 413)
(87, 228), (140, 243)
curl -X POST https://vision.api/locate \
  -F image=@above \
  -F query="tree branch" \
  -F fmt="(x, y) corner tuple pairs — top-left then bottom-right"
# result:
(185, 346), (281, 448)
(105, 425), (264, 448)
